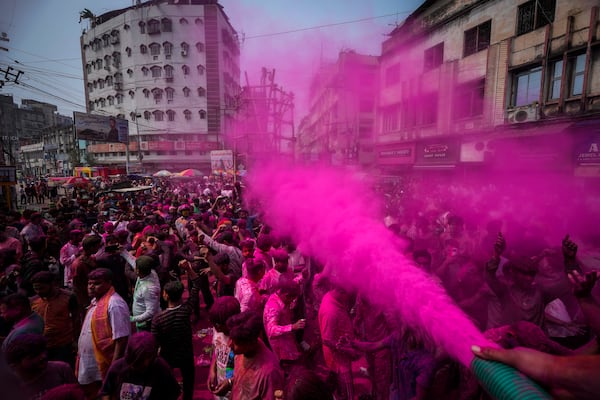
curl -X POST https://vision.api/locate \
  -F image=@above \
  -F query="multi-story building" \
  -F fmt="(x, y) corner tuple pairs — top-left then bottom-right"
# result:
(376, 0), (600, 178)
(298, 50), (379, 166)
(80, 0), (240, 173)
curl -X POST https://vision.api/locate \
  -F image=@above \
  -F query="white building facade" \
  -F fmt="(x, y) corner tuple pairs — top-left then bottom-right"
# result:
(81, 0), (240, 173)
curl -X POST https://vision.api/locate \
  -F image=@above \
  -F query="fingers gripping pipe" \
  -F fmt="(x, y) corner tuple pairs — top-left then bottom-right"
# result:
(471, 357), (552, 400)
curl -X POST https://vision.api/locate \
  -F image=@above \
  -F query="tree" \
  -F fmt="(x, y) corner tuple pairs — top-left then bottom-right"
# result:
(79, 8), (96, 27)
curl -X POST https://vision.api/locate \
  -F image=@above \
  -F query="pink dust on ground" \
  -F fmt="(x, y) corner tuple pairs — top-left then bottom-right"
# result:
(245, 162), (497, 367)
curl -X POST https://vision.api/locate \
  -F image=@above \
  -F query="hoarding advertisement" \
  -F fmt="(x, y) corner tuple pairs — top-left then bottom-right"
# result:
(74, 112), (129, 144)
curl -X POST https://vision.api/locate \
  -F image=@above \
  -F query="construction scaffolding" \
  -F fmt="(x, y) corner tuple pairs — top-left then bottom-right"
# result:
(228, 67), (295, 167)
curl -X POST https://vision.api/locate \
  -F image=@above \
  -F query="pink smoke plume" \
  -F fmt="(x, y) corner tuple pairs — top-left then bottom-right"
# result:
(246, 162), (497, 367)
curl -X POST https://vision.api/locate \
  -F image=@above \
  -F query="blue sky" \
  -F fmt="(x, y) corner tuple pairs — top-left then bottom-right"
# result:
(0, 0), (422, 116)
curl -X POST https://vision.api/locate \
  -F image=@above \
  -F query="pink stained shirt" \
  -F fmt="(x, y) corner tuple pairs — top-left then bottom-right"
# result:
(263, 293), (301, 361)
(231, 340), (284, 400)
(234, 277), (263, 313)
(318, 291), (355, 373)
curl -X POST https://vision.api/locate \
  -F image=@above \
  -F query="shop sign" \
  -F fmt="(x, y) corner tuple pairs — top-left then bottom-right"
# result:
(415, 140), (459, 164)
(377, 143), (415, 165)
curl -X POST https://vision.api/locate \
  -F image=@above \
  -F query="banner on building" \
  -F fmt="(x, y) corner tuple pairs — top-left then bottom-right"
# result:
(0, 166), (17, 183)
(377, 143), (415, 165)
(74, 112), (129, 144)
(415, 140), (459, 165)
(210, 150), (234, 175)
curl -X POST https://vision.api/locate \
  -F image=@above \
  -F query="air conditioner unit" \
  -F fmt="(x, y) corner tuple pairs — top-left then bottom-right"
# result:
(114, 83), (122, 90)
(181, 50), (187, 56)
(174, 141), (185, 150)
(507, 104), (539, 124)
(153, 55), (158, 60)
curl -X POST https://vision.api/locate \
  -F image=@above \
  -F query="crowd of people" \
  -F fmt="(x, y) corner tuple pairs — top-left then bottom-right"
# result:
(0, 172), (599, 400)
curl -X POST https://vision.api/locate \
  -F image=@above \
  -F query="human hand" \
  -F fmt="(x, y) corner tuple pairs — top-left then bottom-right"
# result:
(210, 379), (232, 396)
(568, 270), (599, 298)
(562, 235), (578, 261)
(199, 267), (211, 276)
(493, 232), (506, 258)
(292, 319), (306, 331)
(178, 259), (191, 271)
(471, 345), (555, 384)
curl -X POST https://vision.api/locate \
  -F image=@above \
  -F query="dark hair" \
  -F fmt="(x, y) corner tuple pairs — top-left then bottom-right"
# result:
(82, 235), (102, 252)
(213, 252), (230, 266)
(163, 280), (184, 301)
(5, 333), (47, 365)
(28, 235), (47, 252)
(256, 234), (272, 251)
(31, 271), (56, 285)
(277, 272), (300, 297)
(218, 231), (233, 244)
(208, 296), (240, 326)
(0, 293), (31, 313)
(104, 234), (118, 245)
(240, 239), (254, 250)
(245, 258), (265, 279)
(286, 368), (334, 400)
(227, 310), (263, 344)
(88, 268), (113, 282)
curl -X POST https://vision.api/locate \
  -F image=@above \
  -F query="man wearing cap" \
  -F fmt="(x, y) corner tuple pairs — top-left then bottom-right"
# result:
(175, 205), (192, 240)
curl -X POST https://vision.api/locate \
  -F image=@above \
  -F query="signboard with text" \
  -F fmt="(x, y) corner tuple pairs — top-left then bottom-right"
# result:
(574, 134), (600, 166)
(210, 150), (234, 175)
(74, 112), (129, 144)
(415, 140), (459, 165)
(377, 143), (415, 165)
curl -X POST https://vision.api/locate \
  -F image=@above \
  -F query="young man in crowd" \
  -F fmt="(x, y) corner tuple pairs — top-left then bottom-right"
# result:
(99, 332), (180, 400)
(31, 271), (81, 367)
(77, 268), (130, 399)
(130, 256), (160, 332)
(0, 293), (44, 352)
(207, 296), (240, 400)
(213, 310), (284, 400)
(235, 258), (266, 313)
(151, 260), (201, 400)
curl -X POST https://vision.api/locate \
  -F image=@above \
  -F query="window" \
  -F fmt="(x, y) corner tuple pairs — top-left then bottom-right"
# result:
(548, 60), (563, 100)
(184, 109), (192, 120)
(98, 79), (105, 89)
(112, 52), (121, 67)
(197, 87), (206, 97)
(116, 94), (123, 104)
(464, 20), (491, 57)
(152, 88), (163, 103)
(108, 96), (115, 106)
(106, 76), (113, 86)
(454, 79), (485, 119)
(140, 44), (147, 54)
(149, 43), (161, 56)
(148, 19), (160, 34)
(141, 67), (149, 77)
(153, 110), (164, 121)
(99, 98), (106, 107)
(86, 64), (92, 74)
(104, 55), (112, 64)
(195, 18), (203, 25)
(381, 105), (400, 133)
(151, 66), (161, 78)
(161, 18), (172, 32)
(511, 66), (542, 106)
(196, 42), (205, 52)
(165, 87), (174, 101)
(199, 109), (207, 119)
(424, 43), (444, 71)
(183, 87), (191, 97)
(163, 42), (173, 57)
(517, 0), (556, 36)
(197, 65), (205, 75)
(167, 110), (175, 121)
(143, 88), (150, 98)
(129, 90), (135, 99)
(127, 68), (133, 77)
(144, 111), (151, 120)
(182, 65), (190, 75)
(139, 21), (146, 34)
(164, 65), (174, 78)
(569, 54), (586, 97)
(421, 93), (438, 125)
(97, 59), (103, 70)
(180, 18), (188, 24)
(385, 64), (400, 87)
(103, 34), (110, 47)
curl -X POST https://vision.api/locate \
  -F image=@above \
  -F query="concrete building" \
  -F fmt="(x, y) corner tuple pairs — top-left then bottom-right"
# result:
(80, 0), (240, 173)
(375, 0), (600, 178)
(298, 50), (379, 166)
